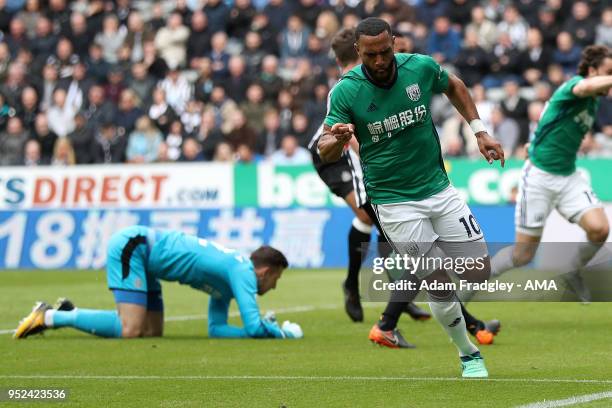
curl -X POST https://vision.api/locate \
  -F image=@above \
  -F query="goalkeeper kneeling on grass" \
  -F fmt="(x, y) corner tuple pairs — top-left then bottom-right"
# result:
(14, 225), (303, 340)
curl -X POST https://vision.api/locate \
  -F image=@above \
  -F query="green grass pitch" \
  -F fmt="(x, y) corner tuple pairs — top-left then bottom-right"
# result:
(1, 269), (612, 407)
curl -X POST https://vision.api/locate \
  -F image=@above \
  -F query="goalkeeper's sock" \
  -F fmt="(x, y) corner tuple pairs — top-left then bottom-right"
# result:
(45, 309), (122, 338)
(429, 298), (479, 357)
(460, 302), (484, 336)
(346, 219), (372, 291)
(378, 301), (405, 331)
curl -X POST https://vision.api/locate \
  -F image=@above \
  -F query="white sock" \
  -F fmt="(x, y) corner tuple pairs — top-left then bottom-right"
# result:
(44, 310), (55, 327)
(491, 246), (516, 277)
(429, 300), (479, 357)
(569, 241), (604, 271)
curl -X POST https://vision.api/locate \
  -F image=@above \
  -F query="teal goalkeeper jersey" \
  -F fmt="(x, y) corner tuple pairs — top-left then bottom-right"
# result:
(529, 75), (600, 175)
(324, 53), (450, 204)
(145, 228), (282, 338)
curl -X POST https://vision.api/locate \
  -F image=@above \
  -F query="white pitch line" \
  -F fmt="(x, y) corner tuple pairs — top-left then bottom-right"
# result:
(0, 375), (612, 385)
(515, 391), (612, 408)
(0, 303), (346, 335)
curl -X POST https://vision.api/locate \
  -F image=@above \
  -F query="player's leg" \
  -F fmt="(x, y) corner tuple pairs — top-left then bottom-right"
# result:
(556, 176), (609, 301)
(430, 187), (500, 346)
(491, 162), (555, 277)
(142, 284), (164, 337)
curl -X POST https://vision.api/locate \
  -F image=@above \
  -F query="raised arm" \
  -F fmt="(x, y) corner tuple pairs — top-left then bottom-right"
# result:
(572, 75), (612, 98)
(317, 123), (355, 163)
(444, 73), (505, 167)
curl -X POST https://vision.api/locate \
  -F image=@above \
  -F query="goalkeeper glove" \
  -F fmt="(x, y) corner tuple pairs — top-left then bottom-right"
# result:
(281, 320), (303, 339)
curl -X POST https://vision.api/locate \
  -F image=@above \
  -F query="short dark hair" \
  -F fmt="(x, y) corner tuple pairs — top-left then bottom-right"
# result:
(355, 17), (392, 41)
(331, 28), (358, 67)
(250, 246), (289, 270)
(578, 45), (611, 76)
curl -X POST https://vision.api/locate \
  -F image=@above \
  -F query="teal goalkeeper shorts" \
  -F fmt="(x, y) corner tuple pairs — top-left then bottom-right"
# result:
(106, 226), (163, 310)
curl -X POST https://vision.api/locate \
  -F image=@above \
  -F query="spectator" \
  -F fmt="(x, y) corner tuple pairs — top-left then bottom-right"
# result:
(213, 141), (234, 162)
(148, 87), (178, 136)
(195, 109), (224, 160)
(128, 63), (156, 107)
(0, 117), (29, 165)
(208, 31), (231, 81)
(179, 137), (204, 162)
(240, 83), (271, 134)
(204, 0), (230, 35)
(92, 122), (127, 164)
(186, 10), (211, 64)
(17, 0), (42, 40)
(17, 86), (39, 132)
(440, 112), (476, 157)
(143, 40), (169, 80)
(484, 32), (521, 88)
(416, 0), (448, 28)
(226, 109), (257, 150)
(52, 38), (78, 80)
(193, 58), (215, 103)
(228, 0), (256, 40)
(454, 28), (490, 87)
(67, 112), (94, 164)
(527, 101), (544, 142)
(84, 43), (111, 84)
(593, 125), (612, 157)
(126, 116), (163, 164)
(0, 43), (11, 83)
(257, 55), (283, 102)
(243, 31), (266, 77)
(236, 143), (262, 163)
(94, 14), (126, 64)
(315, 10), (340, 44)
(51, 137), (75, 166)
(553, 31), (582, 76)
(595, 7), (612, 48)
(500, 80), (529, 145)
(104, 65), (126, 106)
(448, 0), (474, 28)
(165, 120), (185, 161)
(303, 82), (329, 127)
(264, 0), (291, 35)
(64, 12), (91, 58)
(1, 62), (27, 109)
(519, 28), (552, 85)
(472, 84), (494, 132)
(5, 17), (30, 57)
(180, 100), (203, 135)
(47, 87), (76, 138)
(58, 61), (92, 113)
(280, 15), (311, 64)
(155, 141), (170, 163)
(206, 85), (239, 134)
(497, 5), (528, 51)
(251, 12), (278, 55)
(536, 6), (562, 49)
(31, 113), (57, 164)
(30, 16), (58, 67)
(154, 12), (190, 70)
(491, 106), (520, 156)
(23, 138), (41, 166)
(270, 134), (311, 165)
(256, 108), (283, 156)
(115, 89), (143, 136)
(290, 111), (312, 147)
(306, 34), (332, 75)
(277, 88), (294, 134)
(124, 11), (154, 63)
(158, 67), (192, 115)
(564, 1), (596, 47)
(294, 0), (322, 29)
(224, 56), (251, 104)
(83, 85), (116, 130)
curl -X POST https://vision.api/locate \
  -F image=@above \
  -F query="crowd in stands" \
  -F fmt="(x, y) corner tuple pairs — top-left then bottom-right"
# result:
(0, 0), (610, 167)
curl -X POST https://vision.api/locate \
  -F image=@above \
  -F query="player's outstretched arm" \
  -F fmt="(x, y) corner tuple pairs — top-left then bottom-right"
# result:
(572, 75), (612, 97)
(208, 297), (249, 338)
(444, 74), (505, 167)
(318, 123), (355, 163)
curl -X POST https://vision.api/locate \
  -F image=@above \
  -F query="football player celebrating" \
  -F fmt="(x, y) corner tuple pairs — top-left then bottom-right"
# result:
(319, 18), (504, 377)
